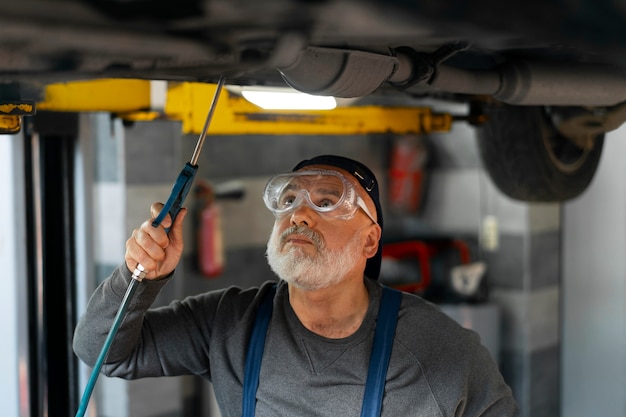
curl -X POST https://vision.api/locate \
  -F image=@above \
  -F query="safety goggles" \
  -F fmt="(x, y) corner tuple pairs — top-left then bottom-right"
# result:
(263, 169), (378, 224)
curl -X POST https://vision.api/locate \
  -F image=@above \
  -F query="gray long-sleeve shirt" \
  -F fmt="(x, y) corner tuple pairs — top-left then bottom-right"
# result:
(73, 265), (519, 417)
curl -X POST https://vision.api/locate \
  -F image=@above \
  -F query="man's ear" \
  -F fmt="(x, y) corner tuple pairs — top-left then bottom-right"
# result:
(363, 224), (382, 258)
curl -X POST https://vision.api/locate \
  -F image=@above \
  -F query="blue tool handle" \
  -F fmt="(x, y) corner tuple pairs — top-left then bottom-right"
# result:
(152, 162), (198, 231)
(75, 162), (198, 417)
(75, 278), (140, 417)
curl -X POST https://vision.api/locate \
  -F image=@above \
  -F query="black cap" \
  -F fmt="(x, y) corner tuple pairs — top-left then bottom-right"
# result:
(292, 155), (383, 280)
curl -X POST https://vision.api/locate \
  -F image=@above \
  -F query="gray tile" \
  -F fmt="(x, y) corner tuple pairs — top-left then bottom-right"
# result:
(125, 120), (182, 184)
(528, 203), (561, 233)
(529, 344), (560, 417)
(190, 134), (387, 179)
(476, 230), (560, 291)
(500, 345), (561, 417)
(94, 182), (127, 264)
(529, 231), (560, 289)
(93, 113), (123, 183)
(482, 234), (525, 290)
(491, 287), (560, 352)
(500, 349), (526, 409)
(428, 121), (481, 170)
(419, 170), (482, 233)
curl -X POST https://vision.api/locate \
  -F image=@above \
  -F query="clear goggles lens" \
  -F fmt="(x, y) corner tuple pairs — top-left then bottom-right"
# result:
(263, 169), (377, 223)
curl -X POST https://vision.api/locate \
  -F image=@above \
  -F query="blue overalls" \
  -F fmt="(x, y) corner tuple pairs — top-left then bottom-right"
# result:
(242, 286), (402, 417)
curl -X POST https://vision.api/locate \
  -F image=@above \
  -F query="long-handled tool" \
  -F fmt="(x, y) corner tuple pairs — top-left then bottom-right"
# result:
(75, 76), (226, 417)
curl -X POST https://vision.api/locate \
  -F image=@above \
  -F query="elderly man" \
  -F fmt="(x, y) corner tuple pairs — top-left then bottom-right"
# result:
(73, 155), (519, 416)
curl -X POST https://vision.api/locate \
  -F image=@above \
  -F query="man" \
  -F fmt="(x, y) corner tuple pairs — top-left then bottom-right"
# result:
(74, 155), (519, 416)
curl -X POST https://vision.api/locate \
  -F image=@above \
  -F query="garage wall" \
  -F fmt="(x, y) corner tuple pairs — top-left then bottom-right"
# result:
(561, 126), (626, 417)
(406, 115), (561, 417)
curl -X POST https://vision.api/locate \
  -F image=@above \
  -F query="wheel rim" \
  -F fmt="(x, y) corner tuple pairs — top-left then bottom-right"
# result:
(543, 110), (592, 174)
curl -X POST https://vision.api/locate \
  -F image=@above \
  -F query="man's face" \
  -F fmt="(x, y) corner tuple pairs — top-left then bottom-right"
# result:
(265, 166), (380, 290)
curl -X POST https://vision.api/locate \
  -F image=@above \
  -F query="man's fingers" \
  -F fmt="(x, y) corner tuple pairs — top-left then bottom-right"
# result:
(150, 202), (165, 218)
(150, 202), (174, 229)
(125, 233), (160, 274)
(167, 208), (187, 247)
(139, 220), (170, 252)
(124, 202), (186, 279)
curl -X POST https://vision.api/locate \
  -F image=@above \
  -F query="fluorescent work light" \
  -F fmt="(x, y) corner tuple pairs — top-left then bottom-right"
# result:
(241, 87), (337, 110)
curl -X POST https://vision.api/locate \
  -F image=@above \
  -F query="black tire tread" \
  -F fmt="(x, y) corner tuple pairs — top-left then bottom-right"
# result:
(476, 104), (604, 202)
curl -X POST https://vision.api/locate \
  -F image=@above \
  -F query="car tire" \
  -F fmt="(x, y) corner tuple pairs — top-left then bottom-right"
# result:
(476, 104), (604, 202)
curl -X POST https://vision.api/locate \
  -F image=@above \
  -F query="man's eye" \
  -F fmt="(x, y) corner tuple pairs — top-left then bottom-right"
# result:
(318, 199), (334, 208)
(278, 194), (296, 208)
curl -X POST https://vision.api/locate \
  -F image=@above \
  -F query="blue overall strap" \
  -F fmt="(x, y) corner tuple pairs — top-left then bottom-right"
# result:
(242, 285), (277, 417)
(242, 285), (401, 417)
(360, 287), (402, 417)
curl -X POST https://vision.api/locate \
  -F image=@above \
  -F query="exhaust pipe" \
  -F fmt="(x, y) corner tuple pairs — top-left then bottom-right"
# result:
(278, 46), (626, 106)
(427, 61), (626, 106)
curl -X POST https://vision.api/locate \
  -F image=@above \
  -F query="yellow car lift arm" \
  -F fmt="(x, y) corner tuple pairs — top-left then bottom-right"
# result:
(17, 79), (460, 135)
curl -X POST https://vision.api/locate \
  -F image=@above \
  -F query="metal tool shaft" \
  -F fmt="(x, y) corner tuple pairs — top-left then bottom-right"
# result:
(191, 76), (225, 166)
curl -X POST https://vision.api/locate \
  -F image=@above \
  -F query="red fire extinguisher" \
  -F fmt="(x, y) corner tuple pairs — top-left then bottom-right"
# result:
(196, 181), (224, 278)
(388, 135), (429, 214)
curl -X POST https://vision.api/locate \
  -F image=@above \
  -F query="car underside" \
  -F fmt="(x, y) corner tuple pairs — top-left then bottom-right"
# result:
(2, 0), (626, 201)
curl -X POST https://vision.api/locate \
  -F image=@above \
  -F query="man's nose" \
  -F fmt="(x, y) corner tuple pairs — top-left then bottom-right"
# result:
(289, 201), (317, 227)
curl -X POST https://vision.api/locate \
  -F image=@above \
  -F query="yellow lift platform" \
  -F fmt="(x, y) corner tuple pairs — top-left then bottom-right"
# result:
(1, 79), (465, 135)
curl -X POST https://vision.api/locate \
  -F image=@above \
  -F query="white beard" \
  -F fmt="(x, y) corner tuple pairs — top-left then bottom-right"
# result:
(266, 224), (363, 291)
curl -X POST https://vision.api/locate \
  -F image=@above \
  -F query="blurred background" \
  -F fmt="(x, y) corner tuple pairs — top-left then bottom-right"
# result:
(0, 87), (624, 417)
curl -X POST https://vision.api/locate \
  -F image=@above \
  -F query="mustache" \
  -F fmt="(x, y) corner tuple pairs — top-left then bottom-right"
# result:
(280, 225), (324, 248)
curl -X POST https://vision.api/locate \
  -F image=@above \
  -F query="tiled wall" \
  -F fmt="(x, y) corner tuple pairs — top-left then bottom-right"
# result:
(88, 110), (560, 416)
(489, 226), (561, 417)
(418, 123), (561, 417)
